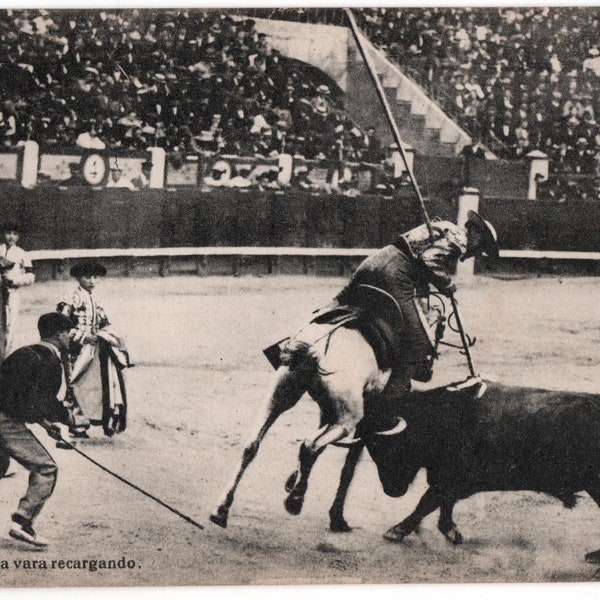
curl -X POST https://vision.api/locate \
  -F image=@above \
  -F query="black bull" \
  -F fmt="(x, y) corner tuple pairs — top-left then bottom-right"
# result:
(362, 381), (600, 563)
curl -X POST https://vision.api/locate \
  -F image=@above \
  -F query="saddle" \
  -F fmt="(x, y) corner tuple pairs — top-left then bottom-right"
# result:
(263, 285), (404, 371)
(342, 284), (404, 371)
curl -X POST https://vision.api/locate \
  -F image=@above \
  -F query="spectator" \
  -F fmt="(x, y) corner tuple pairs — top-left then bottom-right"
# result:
(203, 160), (230, 188)
(361, 126), (383, 163)
(0, 222), (35, 360)
(76, 123), (106, 150)
(227, 165), (253, 188)
(310, 84), (332, 117)
(60, 162), (90, 187)
(106, 165), (135, 189)
(460, 134), (486, 159)
(130, 160), (152, 189)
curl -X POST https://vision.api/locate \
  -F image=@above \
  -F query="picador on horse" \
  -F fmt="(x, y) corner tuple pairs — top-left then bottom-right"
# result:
(211, 209), (499, 528)
(211, 10), (501, 529)
(305, 209), (499, 431)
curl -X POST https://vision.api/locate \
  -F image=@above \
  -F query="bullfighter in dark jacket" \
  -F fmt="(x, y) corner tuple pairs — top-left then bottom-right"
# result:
(0, 312), (74, 547)
(335, 211), (498, 406)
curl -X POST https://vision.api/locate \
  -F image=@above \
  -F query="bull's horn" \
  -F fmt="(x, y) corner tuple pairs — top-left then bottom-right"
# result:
(374, 417), (407, 437)
(332, 431), (363, 447)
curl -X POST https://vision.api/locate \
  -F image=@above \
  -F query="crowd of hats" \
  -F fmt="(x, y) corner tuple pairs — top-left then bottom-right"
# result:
(6, 8), (600, 195)
(0, 9), (375, 162)
(261, 7), (600, 181)
(354, 7), (600, 177)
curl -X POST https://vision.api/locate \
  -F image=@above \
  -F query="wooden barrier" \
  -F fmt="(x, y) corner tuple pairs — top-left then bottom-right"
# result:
(28, 245), (600, 282)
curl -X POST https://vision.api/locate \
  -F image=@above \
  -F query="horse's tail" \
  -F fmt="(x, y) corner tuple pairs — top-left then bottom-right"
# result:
(280, 337), (334, 376)
(280, 338), (315, 371)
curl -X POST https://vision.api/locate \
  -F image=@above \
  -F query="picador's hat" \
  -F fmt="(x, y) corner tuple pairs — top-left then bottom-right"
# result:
(70, 260), (107, 278)
(466, 210), (499, 258)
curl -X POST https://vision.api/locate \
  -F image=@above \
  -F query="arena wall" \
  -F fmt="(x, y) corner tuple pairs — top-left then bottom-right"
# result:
(1, 184), (598, 280)
(3, 185), (597, 254)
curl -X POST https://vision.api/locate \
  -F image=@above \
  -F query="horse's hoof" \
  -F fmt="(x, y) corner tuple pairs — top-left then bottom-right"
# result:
(441, 527), (463, 545)
(285, 470), (299, 494)
(382, 525), (409, 543)
(209, 511), (228, 528)
(284, 493), (304, 515)
(330, 519), (352, 533)
(585, 549), (600, 564)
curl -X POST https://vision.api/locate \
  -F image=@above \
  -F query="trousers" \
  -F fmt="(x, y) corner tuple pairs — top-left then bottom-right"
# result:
(0, 411), (58, 523)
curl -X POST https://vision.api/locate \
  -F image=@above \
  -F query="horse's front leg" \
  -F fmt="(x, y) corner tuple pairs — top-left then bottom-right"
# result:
(284, 386), (364, 516)
(210, 366), (306, 528)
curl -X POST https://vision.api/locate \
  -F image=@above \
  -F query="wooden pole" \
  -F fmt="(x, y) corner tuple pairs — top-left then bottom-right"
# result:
(344, 7), (477, 377)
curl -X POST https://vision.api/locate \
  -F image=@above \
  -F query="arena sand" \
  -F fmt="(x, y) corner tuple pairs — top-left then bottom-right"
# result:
(0, 274), (598, 587)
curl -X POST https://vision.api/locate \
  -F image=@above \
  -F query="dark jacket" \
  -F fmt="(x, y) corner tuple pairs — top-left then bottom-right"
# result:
(0, 344), (70, 424)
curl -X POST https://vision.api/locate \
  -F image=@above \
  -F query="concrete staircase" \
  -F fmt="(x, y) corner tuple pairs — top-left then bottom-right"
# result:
(251, 17), (472, 157)
(347, 31), (471, 157)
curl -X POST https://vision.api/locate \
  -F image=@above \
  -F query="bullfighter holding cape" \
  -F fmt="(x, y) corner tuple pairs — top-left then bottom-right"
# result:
(57, 260), (131, 438)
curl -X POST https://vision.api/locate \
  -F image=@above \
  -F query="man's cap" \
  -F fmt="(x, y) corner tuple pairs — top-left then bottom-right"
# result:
(466, 210), (499, 258)
(2, 221), (21, 233)
(38, 312), (73, 338)
(70, 260), (107, 278)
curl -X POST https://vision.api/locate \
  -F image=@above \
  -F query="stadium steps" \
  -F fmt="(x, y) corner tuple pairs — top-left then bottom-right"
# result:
(422, 127), (442, 142)
(349, 31), (473, 157)
(416, 140), (457, 157)
(250, 18), (475, 158)
(405, 113), (426, 135)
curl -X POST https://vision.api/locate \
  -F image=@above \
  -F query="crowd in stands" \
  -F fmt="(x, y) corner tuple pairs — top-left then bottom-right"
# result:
(0, 9), (379, 165)
(5, 8), (600, 199)
(356, 6), (600, 179)
(248, 6), (600, 188)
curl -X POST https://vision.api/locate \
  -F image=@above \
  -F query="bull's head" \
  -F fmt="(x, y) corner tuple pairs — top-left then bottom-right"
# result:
(333, 416), (407, 448)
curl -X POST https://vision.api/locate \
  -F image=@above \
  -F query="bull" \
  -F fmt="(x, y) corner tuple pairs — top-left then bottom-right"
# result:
(357, 379), (600, 563)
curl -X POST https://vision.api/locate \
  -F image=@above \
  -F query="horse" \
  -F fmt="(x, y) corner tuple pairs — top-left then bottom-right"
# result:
(209, 285), (414, 528)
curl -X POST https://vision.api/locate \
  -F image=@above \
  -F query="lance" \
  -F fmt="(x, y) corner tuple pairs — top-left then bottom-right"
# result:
(56, 434), (205, 531)
(344, 8), (477, 377)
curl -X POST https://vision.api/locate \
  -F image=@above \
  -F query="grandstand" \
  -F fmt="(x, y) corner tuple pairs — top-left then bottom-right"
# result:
(0, 8), (598, 277)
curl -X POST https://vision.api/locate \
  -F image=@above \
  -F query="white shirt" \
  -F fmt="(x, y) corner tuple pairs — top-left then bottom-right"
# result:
(76, 132), (106, 150)
(106, 174), (136, 190)
(0, 244), (34, 287)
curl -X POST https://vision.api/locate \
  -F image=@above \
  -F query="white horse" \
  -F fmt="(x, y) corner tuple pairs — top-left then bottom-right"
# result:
(210, 287), (409, 528)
